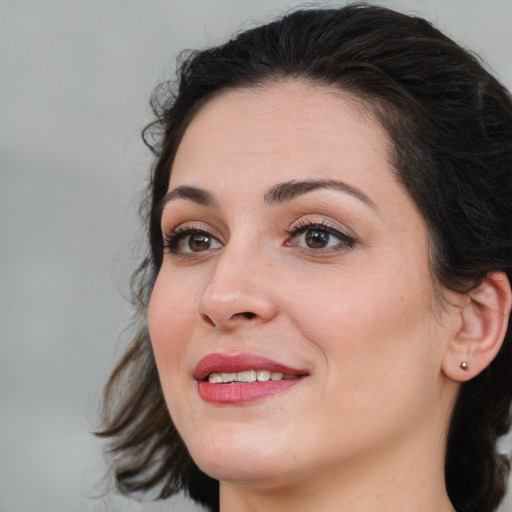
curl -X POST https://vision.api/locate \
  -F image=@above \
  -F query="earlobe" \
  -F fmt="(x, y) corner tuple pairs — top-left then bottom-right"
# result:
(442, 272), (512, 382)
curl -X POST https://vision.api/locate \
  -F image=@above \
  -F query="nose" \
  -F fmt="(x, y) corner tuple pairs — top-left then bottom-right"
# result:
(197, 241), (279, 330)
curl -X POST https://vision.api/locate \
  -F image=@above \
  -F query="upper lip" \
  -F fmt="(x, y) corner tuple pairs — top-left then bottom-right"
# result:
(194, 352), (309, 381)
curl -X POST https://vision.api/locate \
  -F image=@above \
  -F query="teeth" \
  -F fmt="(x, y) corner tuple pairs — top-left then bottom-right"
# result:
(208, 370), (296, 383)
(236, 370), (254, 383)
(257, 370), (270, 381)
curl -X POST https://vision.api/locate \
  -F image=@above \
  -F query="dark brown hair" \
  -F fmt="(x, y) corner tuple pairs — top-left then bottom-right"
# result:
(97, 4), (512, 512)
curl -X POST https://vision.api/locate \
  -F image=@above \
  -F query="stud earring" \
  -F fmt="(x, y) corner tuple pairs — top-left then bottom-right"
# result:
(460, 361), (469, 371)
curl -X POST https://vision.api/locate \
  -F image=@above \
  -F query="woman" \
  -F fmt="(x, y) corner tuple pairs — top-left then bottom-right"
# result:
(98, 4), (512, 512)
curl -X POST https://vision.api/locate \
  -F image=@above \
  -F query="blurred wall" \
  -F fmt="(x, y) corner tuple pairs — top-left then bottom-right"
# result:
(1, 1), (511, 511)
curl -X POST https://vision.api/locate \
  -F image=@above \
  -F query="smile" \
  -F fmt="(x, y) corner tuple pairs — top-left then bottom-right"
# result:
(207, 370), (299, 383)
(194, 353), (308, 405)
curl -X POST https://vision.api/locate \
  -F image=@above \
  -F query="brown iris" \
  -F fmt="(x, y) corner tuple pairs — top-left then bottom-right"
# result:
(189, 233), (211, 251)
(305, 229), (329, 248)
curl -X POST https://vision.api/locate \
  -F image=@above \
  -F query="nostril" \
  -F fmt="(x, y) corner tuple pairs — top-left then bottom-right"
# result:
(229, 311), (257, 320)
(201, 313), (216, 327)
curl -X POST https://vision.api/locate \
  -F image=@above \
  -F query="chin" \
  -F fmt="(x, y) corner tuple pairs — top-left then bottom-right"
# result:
(183, 425), (293, 484)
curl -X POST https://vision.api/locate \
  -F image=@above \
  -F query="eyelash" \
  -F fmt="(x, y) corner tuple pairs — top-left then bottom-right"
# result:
(285, 219), (356, 254)
(162, 224), (220, 258)
(162, 219), (356, 258)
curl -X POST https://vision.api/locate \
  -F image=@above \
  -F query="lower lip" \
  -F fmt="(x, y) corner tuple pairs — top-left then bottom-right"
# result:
(197, 379), (302, 405)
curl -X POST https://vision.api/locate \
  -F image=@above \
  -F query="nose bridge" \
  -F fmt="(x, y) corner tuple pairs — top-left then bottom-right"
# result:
(197, 234), (277, 328)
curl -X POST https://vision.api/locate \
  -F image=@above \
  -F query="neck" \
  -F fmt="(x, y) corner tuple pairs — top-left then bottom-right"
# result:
(219, 416), (456, 512)
(220, 457), (455, 512)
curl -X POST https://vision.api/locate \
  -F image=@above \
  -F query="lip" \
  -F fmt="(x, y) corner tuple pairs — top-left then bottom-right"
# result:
(194, 352), (308, 380)
(194, 352), (309, 405)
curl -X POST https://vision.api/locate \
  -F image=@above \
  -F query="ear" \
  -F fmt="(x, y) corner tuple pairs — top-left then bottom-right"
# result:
(442, 272), (512, 382)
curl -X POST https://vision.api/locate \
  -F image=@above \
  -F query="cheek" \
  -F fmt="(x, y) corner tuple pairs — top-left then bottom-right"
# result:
(286, 268), (443, 442)
(147, 271), (196, 377)
(286, 260), (438, 382)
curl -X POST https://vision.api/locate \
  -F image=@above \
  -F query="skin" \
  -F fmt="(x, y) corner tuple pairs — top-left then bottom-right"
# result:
(148, 80), (461, 512)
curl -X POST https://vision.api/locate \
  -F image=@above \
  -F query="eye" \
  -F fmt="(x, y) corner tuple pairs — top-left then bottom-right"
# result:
(285, 221), (355, 254)
(163, 226), (223, 255)
(303, 229), (334, 249)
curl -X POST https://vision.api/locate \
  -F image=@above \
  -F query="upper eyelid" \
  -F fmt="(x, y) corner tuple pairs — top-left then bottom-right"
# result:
(162, 220), (222, 237)
(163, 218), (353, 237)
(290, 219), (338, 231)
(288, 217), (356, 239)
(161, 207), (359, 241)
(160, 204), (228, 236)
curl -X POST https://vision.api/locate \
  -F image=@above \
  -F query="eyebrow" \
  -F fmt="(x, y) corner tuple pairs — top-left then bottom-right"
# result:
(159, 178), (376, 215)
(264, 179), (377, 209)
(158, 185), (216, 215)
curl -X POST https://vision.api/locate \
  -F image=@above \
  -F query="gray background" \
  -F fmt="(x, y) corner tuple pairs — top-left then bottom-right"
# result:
(1, 1), (512, 511)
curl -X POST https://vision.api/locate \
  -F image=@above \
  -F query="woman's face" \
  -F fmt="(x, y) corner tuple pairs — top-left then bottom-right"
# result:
(148, 81), (459, 490)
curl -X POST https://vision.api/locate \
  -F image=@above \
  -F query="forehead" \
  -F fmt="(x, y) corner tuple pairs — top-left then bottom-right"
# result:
(169, 80), (393, 198)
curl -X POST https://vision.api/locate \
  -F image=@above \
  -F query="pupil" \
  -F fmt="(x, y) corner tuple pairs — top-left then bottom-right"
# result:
(306, 229), (329, 248)
(189, 234), (210, 251)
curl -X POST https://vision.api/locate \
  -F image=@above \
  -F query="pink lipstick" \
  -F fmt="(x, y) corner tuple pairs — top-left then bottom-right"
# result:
(194, 353), (308, 405)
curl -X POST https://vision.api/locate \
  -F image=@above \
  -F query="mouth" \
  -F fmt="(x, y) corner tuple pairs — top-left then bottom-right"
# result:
(194, 353), (308, 405)
(207, 369), (299, 383)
